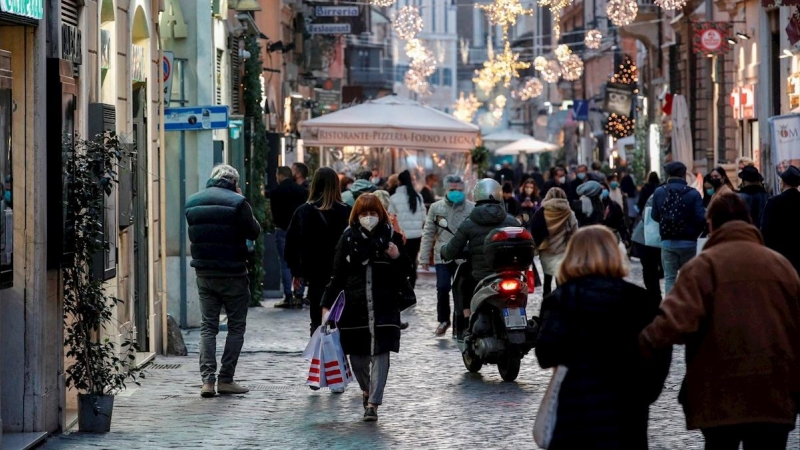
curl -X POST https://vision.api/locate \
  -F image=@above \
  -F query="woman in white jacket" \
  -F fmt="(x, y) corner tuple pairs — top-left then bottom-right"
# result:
(390, 170), (427, 288)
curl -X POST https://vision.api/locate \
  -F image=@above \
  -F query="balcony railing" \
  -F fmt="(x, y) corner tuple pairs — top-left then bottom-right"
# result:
(349, 68), (394, 87)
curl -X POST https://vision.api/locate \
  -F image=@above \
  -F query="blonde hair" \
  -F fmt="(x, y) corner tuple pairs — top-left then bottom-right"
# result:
(373, 190), (391, 211)
(544, 187), (567, 201)
(557, 225), (629, 284)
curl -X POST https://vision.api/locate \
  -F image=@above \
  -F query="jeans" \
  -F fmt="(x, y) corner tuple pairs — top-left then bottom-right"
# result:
(274, 229), (293, 298)
(661, 246), (696, 294)
(350, 353), (391, 406)
(198, 276), (250, 383)
(702, 423), (793, 450)
(435, 263), (457, 323)
(405, 237), (422, 289)
(637, 243), (663, 299)
(307, 281), (326, 336)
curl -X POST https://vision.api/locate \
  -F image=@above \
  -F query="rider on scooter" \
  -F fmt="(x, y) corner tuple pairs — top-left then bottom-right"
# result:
(440, 178), (519, 319)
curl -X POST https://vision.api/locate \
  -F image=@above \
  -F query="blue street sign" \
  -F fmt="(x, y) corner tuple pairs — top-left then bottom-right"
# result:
(164, 105), (230, 131)
(574, 100), (589, 122)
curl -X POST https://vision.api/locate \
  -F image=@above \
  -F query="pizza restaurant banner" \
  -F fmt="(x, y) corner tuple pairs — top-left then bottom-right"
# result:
(768, 113), (800, 191)
(693, 22), (730, 56)
(300, 126), (478, 151)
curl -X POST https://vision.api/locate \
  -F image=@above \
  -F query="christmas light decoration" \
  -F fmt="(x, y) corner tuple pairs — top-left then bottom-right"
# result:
(472, 41), (530, 90)
(410, 54), (437, 77)
(392, 6), (423, 40)
(605, 113), (634, 138)
(473, 66), (496, 95)
(555, 44), (572, 62)
(538, 0), (571, 40)
(511, 77), (544, 100)
(540, 59), (561, 83)
(610, 54), (639, 93)
(371, 0), (396, 7)
(453, 92), (482, 122)
(585, 30), (602, 49)
(476, 0), (533, 34)
(605, 54), (637, 139)
(654, 0), (687, 10)
(606, 0), (637, 26)
(491, 95), (507, 121)
(560, 54), (584, 81)
(534, 56), (548, 71)
(404, 69), (431, 95)
(405, 39), (426, 60)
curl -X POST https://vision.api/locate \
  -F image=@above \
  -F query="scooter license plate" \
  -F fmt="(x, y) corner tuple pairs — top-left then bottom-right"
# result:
(503, 307), (527, 329)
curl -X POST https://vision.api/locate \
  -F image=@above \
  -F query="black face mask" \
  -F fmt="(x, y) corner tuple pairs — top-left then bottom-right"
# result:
(709, 178), (724, 189)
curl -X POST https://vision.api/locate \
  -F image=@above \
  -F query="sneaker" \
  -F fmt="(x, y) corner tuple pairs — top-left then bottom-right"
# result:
(434, 322), (451, 336)
(217, 381), (249, 395)
(363, 406), (378, 422)
(201, 383), (216, 398)
(400, 322), (409, 330)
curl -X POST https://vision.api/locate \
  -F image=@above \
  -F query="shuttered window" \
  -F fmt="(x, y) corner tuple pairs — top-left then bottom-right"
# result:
(62, 0), (80, 77)
(229, 38), (241, 114)
(216, 50), (223, 105)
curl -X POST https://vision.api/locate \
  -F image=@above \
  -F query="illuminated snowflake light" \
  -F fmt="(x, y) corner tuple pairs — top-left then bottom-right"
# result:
(473, 67), (496, 95)
(392, 6), (423, 40)
(453, 92), (482, 123)
(585, 29), (602, 49)
(654, 0), (687, 10)
(555, 44), (572, 62)
(534, 56), (548, 71)
(511, 77), (544, 101)
(607, 0), (638, 26)
(476, 0), (533, 33)
(371, 0), (396, 7)
(560, 54), (584, 81)
(540, 60), (562, 83)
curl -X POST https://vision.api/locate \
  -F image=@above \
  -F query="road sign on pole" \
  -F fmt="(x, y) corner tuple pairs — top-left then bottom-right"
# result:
(163, 51), (175, 105)
(574, 99), (589, 121)
(164, 105), (230, 131)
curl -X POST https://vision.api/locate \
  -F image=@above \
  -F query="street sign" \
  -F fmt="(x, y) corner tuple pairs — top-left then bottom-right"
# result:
(163, 51), (175, 105)
(308, 23), (351, 34)
(314, 5), (358, 16)
(164, 106), (229, 131)
(574, 99), (589, 121)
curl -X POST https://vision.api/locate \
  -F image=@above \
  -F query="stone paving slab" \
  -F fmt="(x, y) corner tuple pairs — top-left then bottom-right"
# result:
(40, 260), (800, 449)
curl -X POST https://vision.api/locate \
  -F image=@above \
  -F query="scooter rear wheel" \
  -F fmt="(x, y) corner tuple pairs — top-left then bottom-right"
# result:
(497, 355), (521, 382)
(462, 352), (483, 373)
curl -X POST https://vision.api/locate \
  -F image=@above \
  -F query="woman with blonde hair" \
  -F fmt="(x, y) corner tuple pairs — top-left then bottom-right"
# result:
(535, 225), (671, 449)
(530, 187), (577, 295)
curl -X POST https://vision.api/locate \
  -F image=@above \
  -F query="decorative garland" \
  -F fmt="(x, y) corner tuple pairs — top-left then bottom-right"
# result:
(242, 35), (270, 306)
(471, 145), (491, 176)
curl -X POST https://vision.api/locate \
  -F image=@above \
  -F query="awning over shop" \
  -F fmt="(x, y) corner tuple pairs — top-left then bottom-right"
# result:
(494, 137), (558, 155)
(482, 130), (537, 150)
(299, 94), (480, 151)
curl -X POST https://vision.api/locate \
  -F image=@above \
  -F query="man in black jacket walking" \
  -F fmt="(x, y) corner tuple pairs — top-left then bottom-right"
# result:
(761, 165), (800, 276)
(185, 164), (261, 398)
(271, 166), (308, 308)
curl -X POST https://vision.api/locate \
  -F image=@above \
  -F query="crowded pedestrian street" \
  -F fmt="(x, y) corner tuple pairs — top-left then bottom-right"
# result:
(40, 263), (800, 450)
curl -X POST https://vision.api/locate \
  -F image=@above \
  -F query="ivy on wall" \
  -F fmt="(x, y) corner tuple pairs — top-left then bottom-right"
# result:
(242, 35), (270, 306)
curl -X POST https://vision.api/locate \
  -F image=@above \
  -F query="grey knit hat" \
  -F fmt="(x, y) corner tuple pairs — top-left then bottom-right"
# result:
(576, 180), (602, 197)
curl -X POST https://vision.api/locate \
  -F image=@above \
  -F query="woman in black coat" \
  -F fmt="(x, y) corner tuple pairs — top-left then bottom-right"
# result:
(285, 167), (351, 336)
(321, 193), (412, 422)
(536, 225), (671, 449)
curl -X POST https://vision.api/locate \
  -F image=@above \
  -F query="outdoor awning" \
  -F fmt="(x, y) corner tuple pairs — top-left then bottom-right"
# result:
(299, 94), (480, 151)
(494, 137), (558, 155)
(482, 130), (537, 150)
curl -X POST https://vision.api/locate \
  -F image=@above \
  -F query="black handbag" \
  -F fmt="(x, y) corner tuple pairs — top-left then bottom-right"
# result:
(398, 281), (417, 311)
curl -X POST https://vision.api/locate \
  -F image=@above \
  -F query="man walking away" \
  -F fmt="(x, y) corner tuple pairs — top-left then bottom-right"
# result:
(419, 175), (474, 336)
(420, 173), (438, 208)
(342, 170), (378, 206)
(737, 165), (769, 228)
(640, 192), (800, 450)
(761, 165), (800, 276)
(651, 161), (705, 294)
(185, 164), (261, 398)
(293, 162), (310, 191)
(271, 166), (308, 308)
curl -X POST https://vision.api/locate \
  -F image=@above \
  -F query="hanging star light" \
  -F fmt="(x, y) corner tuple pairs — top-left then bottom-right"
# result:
(392, 6), (424, 40)
(453, 92), (482, 122)
(607, 0), (638, 26)
(560, 54), (584, 81)
(491, 41), (531, 87)
(555, 44), (572, 62)
(538, 0), (572, 40)
(371, 0), (396, 6)
(476, 0), (533, 34)
(511, 77), (544, 101)
(540, 59), (562, 83)
(585, 29), (602, 49)
(534, 56), (548, 71)
(473, 66), (497, 95)
(654, 0), (687, 10)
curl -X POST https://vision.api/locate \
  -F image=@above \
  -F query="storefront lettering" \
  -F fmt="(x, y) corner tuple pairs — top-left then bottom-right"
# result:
(61, 24), (82, 66)
(0, 0), (43, 20)
(308, 128), (476, 148)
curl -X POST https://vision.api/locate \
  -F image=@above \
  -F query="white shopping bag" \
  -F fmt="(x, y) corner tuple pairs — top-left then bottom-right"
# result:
(304, 332), (327, 389)
(696, 237), (708, 254)
(303, 291), (349, 389)
(533, 365), (569, 449)
(320, 326), (353, 390)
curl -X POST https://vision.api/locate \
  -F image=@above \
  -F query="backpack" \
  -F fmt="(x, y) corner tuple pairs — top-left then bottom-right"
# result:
(658, 186), (688, 240)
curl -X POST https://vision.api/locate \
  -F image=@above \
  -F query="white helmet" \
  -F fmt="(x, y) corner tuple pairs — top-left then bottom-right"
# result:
(473, 178), (502, 202)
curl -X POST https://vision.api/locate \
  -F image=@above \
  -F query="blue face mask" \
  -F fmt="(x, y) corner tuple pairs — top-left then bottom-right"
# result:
(610, 181), (619, 190)
(577, 172), (586, 180)
(3, 191), (9, 204)
(447, 190), (465, 204)
(601, 189), (609, 199)
(706, 188), (715, 196)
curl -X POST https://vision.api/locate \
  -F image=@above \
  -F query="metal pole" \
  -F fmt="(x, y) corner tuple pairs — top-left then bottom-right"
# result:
(179, 130), (187, 329)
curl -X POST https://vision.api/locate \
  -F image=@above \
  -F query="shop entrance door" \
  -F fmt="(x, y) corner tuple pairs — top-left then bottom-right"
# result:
(132, 86), (150, 350)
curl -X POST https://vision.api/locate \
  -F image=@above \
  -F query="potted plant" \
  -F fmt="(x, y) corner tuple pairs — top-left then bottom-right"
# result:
(62, 132), (144, 432)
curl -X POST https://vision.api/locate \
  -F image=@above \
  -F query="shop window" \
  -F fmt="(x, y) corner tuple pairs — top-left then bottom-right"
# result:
(431, 69), (440, 85)
(443, 68), (452, 86)
(0, 55), (12, 289)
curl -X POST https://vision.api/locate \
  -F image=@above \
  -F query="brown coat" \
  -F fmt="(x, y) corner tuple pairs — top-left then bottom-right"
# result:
(640, 221), (800, 430)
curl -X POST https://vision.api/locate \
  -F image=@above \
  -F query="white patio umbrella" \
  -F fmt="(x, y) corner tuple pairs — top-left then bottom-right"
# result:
(482, 130), (536, 150)
(494, 137), (558, 155)
(671, 94), (694, 167)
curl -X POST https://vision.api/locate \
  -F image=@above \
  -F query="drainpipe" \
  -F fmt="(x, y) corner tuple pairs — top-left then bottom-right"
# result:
(155, 7), (168, 355)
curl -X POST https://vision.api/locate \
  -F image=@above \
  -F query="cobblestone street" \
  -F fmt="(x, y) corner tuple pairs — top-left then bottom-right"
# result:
(41, 260), (800, 450)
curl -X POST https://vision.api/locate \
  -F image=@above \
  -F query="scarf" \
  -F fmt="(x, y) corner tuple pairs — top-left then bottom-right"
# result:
(347, 222), (394, 265)
(539, 198), (575, 253)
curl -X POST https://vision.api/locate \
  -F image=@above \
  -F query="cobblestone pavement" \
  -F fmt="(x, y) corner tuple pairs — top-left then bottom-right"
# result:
(42, 259), (800, 450)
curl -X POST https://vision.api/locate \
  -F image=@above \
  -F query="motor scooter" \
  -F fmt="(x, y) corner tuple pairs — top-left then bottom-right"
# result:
(446, 226), (540, 381)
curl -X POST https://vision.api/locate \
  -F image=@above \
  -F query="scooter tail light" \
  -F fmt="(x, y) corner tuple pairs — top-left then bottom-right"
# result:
(499, 279), (521, 292)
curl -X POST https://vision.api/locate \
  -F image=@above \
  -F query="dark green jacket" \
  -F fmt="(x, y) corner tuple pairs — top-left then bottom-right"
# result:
(185, 178), (261, 277)
(441, 201), (519, 281)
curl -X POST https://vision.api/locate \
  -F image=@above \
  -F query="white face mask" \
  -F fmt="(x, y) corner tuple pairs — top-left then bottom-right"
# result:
(359, 216), (379, 231)
(524, 188), (534, 195)
(557, 176), (566, 184)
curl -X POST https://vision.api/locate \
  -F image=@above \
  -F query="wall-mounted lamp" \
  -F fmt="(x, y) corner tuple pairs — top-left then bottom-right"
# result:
(780, 49), (794, 59)
(289, 92), (304, 99)
(736, 31), (750, 40)
(727, 37), (737, 45)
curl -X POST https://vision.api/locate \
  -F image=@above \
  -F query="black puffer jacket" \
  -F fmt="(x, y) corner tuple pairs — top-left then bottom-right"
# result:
(440, 201), (519, 281)
(536, 276), (672, 450)
(321, 224), (411, 355)
(738, 184), (769, 228)
(185, 178), (261, 277)
(285, 200), (351, 283)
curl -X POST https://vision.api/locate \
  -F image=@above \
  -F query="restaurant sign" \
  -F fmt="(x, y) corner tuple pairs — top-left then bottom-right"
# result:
(0, 0), (43, 19)
(693, 22), (730, 55)
(300, 126), (478, 151)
